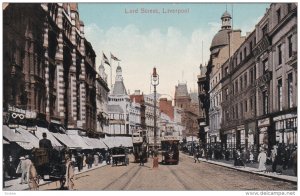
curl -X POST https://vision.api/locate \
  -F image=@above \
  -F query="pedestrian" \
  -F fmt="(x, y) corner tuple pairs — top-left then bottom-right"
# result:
(249, 151), (254, 163)
(76, 153), (82, 172)
(291, 148), (297, 176)
(258, 149), (267, 172)
(139, 151), (144, 166)
(16, 156), (26, 184)
(271, 145), (278, 172)
(65, 156), (75, 190)
(87, 154), (93, 169)
(27, 160), (39, 190)
(7, 155), (15, 179)
(82, 153), (87, 168)
(94, 153), (99, 166)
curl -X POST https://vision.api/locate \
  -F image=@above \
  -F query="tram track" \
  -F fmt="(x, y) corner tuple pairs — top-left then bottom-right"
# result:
(103, 164), (142, 190)
(166, 164), (191, 190)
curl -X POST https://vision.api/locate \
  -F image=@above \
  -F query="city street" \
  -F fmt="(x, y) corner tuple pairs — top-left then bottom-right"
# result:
(39, 153), (297, 191)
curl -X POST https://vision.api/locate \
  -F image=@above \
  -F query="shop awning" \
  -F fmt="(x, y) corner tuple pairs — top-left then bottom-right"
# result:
(35, 127), (63, 148)
(52, 132), (81, 149)
(3, 139), (10, 144)
(3, 125), (27, 142)
(67, 132), (93, 150)
(16, 127), (40, 148)
(82, 137), (106, 149)
(103, 136), (133, 148)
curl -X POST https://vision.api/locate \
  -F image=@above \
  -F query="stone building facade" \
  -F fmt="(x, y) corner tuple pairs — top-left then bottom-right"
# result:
(3, 3), (98, 134)
(207, 10), (245, 147)
(218, 3), (297, 157)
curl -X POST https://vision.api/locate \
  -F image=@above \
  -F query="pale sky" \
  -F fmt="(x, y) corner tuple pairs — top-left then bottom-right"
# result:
(78, 3), (270, 98)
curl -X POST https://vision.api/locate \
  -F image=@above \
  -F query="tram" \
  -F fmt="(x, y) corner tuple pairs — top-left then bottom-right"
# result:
(161, 136), (180, 165)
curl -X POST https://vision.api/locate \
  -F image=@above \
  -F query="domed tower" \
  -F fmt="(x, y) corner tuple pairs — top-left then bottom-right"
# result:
(221, 11), (232, 30)
(115, 65), (123, 82)
(210, 11), (232, 52)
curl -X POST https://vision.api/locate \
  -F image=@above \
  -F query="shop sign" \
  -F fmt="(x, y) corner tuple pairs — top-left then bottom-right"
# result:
(8, 105), (37, 119)
(258, 118), (270, 127)
(273, 113), (297, 121)
(161, 136), (180, 141)
(51, 119), (62, 124)
(236, 125), (245, 130)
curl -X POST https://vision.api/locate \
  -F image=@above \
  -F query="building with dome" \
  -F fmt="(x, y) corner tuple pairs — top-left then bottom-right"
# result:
(206, 10), (245, 148)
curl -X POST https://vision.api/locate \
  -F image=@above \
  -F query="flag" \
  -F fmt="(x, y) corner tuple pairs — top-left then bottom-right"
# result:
(111, 53), (121, 61)
(103, 52), (110, 66)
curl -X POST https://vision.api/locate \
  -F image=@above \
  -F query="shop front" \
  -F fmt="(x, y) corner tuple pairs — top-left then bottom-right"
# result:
(274, 113), (297, 148)
(257, 117), (271, 152)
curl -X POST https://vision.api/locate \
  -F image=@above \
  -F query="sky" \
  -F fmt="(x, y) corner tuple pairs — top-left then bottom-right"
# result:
(78, 3), (270, 98)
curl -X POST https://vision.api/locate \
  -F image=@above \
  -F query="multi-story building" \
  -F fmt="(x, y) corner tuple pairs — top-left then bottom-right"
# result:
(218, 3), (297, 158)
(3, 3), (97, 134)
(197, 64), (209, 147)
(207, 10), (245, 148)
(108, 65), (131, 136)
(96, 63), (110, 136)
(253, 3), (297, 152)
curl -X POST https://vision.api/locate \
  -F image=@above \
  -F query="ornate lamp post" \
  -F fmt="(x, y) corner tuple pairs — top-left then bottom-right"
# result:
(151, 67), (159, 167)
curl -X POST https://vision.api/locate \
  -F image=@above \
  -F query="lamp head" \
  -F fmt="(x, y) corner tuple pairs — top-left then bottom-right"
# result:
(152, 67), (158, 81)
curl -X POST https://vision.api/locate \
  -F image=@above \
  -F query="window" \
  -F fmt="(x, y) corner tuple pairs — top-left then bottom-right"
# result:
(262, 91), (269, 115)
(278, 79), (282, 111)
(240, 77), (243, 91)
(240, 52), (243, 63)
(225, 67), (229, 76)
(288, 73), (293, 108)
(250, 68), (254, 84)
(263, 58), (268, 74)
(244, 47), (247, 58)
(250, 97), (253, 111)
(236, 104), (239, 119)
(250, 41), (253, 52)
(245, 100), (248, 112)
(276, 8), (281, 23)
(244, 73), (247, 88)
(226, 88), (229, 100)
(278, 44), (282, 65)
(262, 24), (268, 36)
(240, 102), (243, 117)
(288, 35), (293, 57)
(235, 80), (238, 94)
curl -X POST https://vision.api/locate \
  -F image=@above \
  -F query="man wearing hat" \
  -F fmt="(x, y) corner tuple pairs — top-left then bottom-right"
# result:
(39, 132), (53, 149)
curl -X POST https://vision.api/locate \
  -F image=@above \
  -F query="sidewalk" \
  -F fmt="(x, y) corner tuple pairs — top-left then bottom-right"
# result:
(183, 153), (297, 184)
(3, 162), (108, 191)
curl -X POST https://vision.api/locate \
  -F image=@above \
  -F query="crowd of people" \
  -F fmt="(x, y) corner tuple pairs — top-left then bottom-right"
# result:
(3, 132), (113, 190)
(189, 143), (297, 176)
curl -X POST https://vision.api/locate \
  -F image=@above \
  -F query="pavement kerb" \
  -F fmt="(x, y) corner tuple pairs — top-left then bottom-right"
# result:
(182, 153), (297, 184)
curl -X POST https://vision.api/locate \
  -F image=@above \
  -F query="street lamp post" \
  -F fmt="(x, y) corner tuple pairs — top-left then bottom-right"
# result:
(151, 67), (159, 168)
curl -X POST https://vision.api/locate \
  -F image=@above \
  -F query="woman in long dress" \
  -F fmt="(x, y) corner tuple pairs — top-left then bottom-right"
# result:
(65, 156), (75, 190)
(258, 150), (267, 171)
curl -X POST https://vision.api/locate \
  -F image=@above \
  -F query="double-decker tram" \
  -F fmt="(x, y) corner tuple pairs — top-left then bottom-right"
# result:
(161, 136), (180, 165)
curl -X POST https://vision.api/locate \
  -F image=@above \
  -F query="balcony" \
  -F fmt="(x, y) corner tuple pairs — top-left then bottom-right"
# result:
(253, 35), (270, 57)
(255, 71), (272, 88)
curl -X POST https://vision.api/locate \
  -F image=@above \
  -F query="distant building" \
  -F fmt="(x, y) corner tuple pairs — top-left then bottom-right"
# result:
(96, 63), (110, 136)
(108, 65), (131, 136)
(174, 83), (199, 138)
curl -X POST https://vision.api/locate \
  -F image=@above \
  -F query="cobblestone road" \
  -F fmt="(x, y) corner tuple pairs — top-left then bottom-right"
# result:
(39, 153), (297, 191)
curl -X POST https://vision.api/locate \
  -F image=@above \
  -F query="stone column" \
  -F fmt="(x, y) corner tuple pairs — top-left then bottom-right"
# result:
(79, 58), (86, 129)
(43, 19), (50, 121)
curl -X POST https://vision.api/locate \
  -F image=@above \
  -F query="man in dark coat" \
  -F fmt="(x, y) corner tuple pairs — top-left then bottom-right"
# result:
(39, 133), (53, 149)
